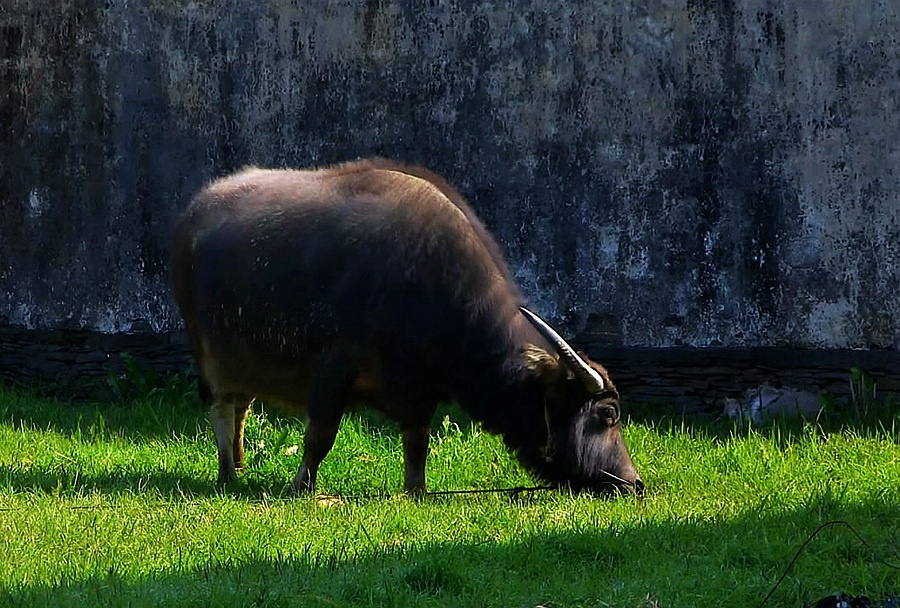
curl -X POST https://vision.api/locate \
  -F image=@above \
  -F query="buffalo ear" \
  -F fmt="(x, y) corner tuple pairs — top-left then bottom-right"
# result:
(509, 344), (567, 385)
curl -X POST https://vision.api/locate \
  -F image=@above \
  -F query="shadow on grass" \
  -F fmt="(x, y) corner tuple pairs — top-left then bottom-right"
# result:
(0, 465), (220, 499)
(0, 380), (209, 439)
(1, 498), (897, 608)
(0, 380), (482, 440)
(0, 388), (497, 500)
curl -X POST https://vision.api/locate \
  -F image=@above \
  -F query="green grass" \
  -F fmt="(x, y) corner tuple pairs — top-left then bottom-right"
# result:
(0, 381), (898, 607)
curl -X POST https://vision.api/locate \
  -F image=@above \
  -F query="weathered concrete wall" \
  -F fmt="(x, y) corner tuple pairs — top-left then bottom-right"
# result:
(2, 0), (899, 349)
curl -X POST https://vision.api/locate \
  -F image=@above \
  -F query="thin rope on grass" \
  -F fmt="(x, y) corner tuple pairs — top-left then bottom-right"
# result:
(0, 484), (557, 512)
(338, 484), (556, 502)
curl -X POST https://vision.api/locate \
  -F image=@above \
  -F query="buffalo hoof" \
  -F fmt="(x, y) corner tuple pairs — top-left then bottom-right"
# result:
(217, 468), (238, 486)
(291, 483), (315, 496)
(403, 484), (427, 499)
(291, 472), (316, 495)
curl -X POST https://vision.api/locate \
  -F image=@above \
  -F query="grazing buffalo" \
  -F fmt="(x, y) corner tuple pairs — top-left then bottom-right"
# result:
(171, 159), (643, 496)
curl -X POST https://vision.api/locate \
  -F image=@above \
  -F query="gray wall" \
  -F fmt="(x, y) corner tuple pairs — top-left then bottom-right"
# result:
(2, 0), (899, 349)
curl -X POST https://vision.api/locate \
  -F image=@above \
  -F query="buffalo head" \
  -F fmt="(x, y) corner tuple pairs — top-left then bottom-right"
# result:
(516, 307), (644, 496)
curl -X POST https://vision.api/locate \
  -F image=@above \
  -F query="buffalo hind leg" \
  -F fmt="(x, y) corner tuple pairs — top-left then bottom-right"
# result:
(211, 393), (251, 484)
(402, 425), (430, 495)
(292, 348), (352, 494)
(293, 417), (341, 493)
(233, 400), (252, 473)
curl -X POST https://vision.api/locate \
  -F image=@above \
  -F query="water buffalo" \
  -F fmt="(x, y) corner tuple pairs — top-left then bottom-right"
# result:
(171, 159), (643, 496)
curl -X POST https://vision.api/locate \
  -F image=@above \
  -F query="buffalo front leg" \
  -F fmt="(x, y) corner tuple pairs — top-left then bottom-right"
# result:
(402, 425), (430, 495)
(211, 394), (251, 484)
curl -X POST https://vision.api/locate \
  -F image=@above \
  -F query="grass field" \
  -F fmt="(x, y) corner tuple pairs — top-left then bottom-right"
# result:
(0, 377), (898, 607)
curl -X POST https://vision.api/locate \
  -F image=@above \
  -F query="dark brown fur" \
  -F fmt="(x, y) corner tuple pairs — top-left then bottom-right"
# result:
(171, 159), (642, 495)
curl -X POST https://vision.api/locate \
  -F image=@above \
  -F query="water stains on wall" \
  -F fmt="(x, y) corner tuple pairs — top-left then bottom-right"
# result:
(1, 0), (898, 349)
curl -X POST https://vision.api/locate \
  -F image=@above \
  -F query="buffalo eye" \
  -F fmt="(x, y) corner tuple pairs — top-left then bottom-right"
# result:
(587, 403), (619, 429)
(602, 405), (620, 423)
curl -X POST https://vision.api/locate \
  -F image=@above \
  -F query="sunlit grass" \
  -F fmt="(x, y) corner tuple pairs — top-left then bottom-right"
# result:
(1, 381), (898, 607)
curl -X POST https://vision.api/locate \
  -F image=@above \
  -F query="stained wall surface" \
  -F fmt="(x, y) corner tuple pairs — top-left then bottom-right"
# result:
(1, 1), (898, 349)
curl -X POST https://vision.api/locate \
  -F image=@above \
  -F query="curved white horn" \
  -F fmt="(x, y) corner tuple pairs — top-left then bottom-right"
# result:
(519, 306), (605, 393)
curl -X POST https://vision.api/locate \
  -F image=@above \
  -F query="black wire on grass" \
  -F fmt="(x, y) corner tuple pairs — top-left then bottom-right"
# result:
(336, 484), (556, 502)
(758, 520), (900, 608)
(0, 484), (557, 512)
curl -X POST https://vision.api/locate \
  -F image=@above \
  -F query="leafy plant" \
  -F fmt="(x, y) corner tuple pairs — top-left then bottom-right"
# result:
(847, 367), (897, 431)
(849, 367), (877, 422)
(105, 353), (197, 405)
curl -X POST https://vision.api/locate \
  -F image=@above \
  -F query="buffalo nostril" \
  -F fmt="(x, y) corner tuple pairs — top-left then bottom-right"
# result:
(633, 478), (645, 497)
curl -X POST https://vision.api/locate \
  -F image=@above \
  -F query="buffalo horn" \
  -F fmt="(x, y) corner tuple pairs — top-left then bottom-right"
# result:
(519, 306), (606, 393)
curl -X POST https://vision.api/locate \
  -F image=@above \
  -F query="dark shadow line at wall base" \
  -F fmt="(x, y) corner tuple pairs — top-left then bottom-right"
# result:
(1, 324), (897, 417)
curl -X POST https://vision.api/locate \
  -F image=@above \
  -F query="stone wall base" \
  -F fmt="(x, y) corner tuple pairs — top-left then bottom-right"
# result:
(2, 325), (897, 417)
